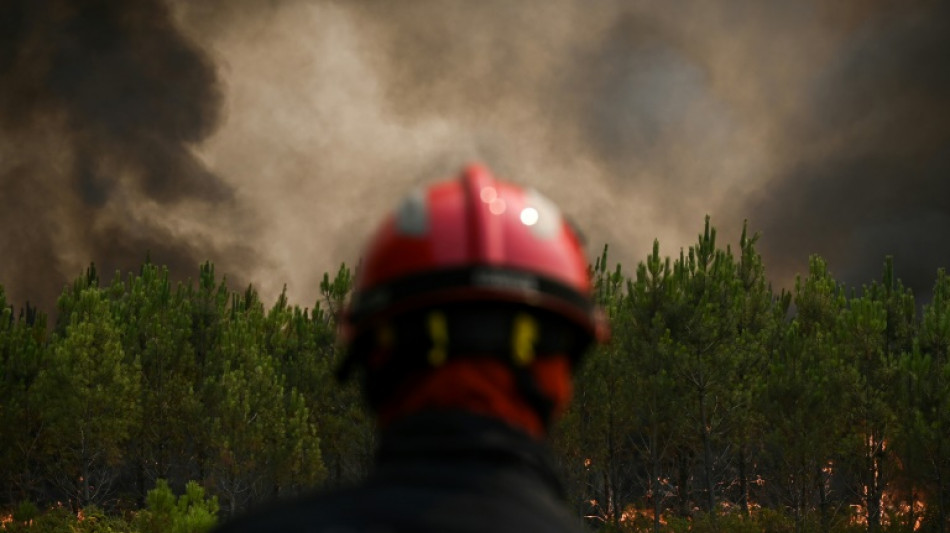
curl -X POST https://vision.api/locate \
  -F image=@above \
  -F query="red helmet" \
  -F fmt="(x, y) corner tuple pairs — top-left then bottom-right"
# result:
(341, 164), (607, 382)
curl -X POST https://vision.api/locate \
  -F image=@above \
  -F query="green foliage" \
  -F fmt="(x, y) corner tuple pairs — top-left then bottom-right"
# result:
(135, 479), (218, 533)
(0, 286), (50, 502)
(555, 218), (950, 532)
(25, 506), (78, 533)
(0, 261), (350, 518)
(11, 500), (39, 523)
(109, 263), (201, 497)
(36, 286), (140, 508)
(4, 217), (950, 531)
(309, 264), (374, 487)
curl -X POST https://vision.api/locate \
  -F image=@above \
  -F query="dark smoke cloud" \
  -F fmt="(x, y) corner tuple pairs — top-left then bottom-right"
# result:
(167, 0), (950, 305)
(329, 1), (784, 276)
(751, 2), (950, 297)
(571, 12), (738, 205)
(0, 0), (256, 311)
(5, 0), (950, 312)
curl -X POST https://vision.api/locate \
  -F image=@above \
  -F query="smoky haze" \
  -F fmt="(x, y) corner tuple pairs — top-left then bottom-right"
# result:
(748, 2), (950, 297)
(0, 0), (257, 311)
(2, 1), (949, 312)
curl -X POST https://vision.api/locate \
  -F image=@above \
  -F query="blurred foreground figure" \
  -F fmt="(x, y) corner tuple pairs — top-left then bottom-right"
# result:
(216, 164), (606, 532)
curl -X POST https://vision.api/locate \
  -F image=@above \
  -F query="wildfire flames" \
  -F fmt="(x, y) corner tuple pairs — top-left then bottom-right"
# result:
(851, 494), (926, 531)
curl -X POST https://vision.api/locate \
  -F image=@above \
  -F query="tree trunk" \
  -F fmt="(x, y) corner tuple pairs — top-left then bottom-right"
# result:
(651, 448), (662, 533)
(677, 452), (691, 517)
(738, 447), (750, 516)
(699, 391), (716, 515)
(795, 463), (806, 533)
(866, 432), (884, 533)
(817, 463), (829, 532)
(936, 465), (947, 533)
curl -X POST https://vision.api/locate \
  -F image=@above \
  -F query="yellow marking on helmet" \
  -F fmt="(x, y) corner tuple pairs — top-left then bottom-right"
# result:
(511, 313), (539, 366)
(376, 324), (395, 349)
(427, 311), (449, 367)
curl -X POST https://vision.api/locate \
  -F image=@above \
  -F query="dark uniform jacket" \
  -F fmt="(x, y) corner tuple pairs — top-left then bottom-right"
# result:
(214, 411), (588, 533)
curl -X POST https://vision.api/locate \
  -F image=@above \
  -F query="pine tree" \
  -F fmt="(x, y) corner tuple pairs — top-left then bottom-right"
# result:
(898, 269), (950, 532)
(0, 286), (50, 503)
(310, 264), (374, 488)
(764, 256), (853, 531)
(36, 285), (140, 508)
(201, 285), (325, 514)
(725, 222), (777, 518)
(625, 239), (686, 531)
(838, 257), (914, 532)
(668, 217), (741, 517)
(110, 262), (202, 503)
(555, 244), (636, 527)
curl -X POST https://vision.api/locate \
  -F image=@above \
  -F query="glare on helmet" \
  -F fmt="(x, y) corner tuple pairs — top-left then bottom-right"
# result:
(489, 198), (507, 215)
(520, 207), (540, 226)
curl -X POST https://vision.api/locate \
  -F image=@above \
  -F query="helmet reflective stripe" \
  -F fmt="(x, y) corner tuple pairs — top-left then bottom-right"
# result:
(464, 164), (506, 263)
(395, 187), (428, 236)
(471, 268), (538, 292)
(522, 188), (561, 240)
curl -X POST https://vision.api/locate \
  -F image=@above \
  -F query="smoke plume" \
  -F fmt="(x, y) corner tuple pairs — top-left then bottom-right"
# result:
(0, 0), (256, 310)
(750, 2), (950, 295)
(3, 0), (949, 312)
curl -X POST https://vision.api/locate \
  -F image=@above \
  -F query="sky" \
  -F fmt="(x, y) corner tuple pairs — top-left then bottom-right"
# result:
(2, 0), (949, 312)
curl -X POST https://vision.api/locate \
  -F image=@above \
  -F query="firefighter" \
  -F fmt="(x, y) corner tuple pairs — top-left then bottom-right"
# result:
(215, 163), (607, 533)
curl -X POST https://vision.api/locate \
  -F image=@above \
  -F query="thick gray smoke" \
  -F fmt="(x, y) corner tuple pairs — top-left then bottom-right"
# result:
(750, 2), (950, 296)
(0, 0), (256, 310)
(3, 0), (949, 312)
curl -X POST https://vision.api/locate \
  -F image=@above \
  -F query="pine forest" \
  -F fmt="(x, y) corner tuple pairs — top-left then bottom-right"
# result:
(1, 218), (949, 533)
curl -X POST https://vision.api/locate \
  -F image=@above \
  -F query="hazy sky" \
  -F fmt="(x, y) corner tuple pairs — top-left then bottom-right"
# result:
(2, 0), (949, 311)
